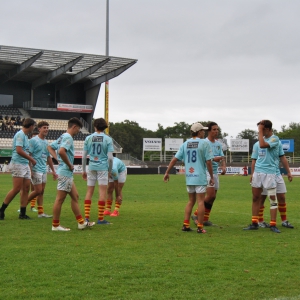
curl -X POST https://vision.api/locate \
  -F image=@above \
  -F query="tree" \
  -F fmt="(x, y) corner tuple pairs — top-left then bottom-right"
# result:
(235, 129), (258, 153)
(109, 120), (155, 160)
(236, 129), (258, 140)
(109, 120), (255, 159)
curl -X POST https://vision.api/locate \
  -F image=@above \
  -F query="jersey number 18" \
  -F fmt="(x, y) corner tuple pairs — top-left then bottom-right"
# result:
(187, 150), (197, 163)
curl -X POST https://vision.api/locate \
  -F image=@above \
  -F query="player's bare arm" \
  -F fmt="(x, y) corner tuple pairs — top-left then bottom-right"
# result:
(82, 150), (88, 180)
(16, 146), (36, 166)
(257, 122), (270, 148)
(280, 155), (293, 182)
(250, 159), (256, 184)
(164, 157), (178, 182)
(58, 147), (73, 171)
(206, 160), (214, 186)
(47, 156), (58, 180)
(220, 156), (226, 175)
(47, 145), (58, 162)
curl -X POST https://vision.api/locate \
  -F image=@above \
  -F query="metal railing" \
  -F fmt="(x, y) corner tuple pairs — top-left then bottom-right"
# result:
(149, 154), (300, 164)
(149, 154), (174, 162)
(23, 101), (30, 109)
(79, 117), (89, 132)
(117, 153), (147, 167)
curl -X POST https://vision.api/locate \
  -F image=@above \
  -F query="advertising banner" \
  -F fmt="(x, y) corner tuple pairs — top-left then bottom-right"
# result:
(165, 138), (183, 151)
(175, 166), (246, 175)
(57, 103), (93, 113)
(0, 149), (13, 157)
(217, 139), (228, 151)
(280, 139), (294, 153)
(230, 139), (249, 152)
(218, 167), (244, 175)
(143, 138), (162, 151)
(289, 167), (300, 176)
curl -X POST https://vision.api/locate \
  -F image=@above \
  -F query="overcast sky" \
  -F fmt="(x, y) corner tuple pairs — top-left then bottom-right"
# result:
(1, 0), (300, 138)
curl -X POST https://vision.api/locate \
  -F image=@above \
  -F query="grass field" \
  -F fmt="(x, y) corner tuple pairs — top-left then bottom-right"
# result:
(0, 174), (299, 300)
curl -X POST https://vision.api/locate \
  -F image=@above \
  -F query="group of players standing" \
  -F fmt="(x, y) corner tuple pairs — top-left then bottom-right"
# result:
(0, 117), (127, 231)
(164, 120), (294, 234)
(0, 117), (294, 233)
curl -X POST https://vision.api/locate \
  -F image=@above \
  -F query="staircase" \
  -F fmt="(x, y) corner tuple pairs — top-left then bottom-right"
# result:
(18, 108), (30, 118)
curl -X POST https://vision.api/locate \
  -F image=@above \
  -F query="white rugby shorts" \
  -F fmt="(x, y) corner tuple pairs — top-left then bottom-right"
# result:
(186, 185), (207, 194)
(87, 170), (108, 186)
(10, 163), (31, 179)
(109, 169), (127, 183)
(261, 174), (286, 195)
(206, 172), (219, 190)
(57, 175), (73, 192)
(31, 172), (47, 185)
(251, 172), (276, 190)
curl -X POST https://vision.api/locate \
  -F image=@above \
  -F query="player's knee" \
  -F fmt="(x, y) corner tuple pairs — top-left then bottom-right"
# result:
(23, 187), (30, 194)
(107, 187), (114, 194)
(277, 194), (285, 203)
(267, 188), (277, 209)
(206, 196), (216, 203)
(72, 193), (79, 202)
(34, 187), (42, 195)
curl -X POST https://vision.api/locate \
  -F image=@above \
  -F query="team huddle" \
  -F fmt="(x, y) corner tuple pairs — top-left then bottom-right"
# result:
(0, 117), (127, 231)
(164, 120), (293, 234)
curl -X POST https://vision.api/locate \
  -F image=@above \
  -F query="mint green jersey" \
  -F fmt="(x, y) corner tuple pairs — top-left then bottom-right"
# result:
(111, 157), (126, 180)
(206, 138), (224, 174)
(29, 136), (49, 173)
(50, 133), (74, 178)
(83, 132), (114, 171)
(251, 135), (280, 174)
(11, 130), (30, 165)
(175, 138), (214, 186)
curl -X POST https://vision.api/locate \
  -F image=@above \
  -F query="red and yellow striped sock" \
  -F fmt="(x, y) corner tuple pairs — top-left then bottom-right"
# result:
(204, 209), (211, 222)
(270, 220), (276, 227)
(84, 200), (91, 220)
(98, 201), (105, 221)
(52, 219), (60, 227)
(251, 216), (259, 225)
(76, 215), (84, 225)
(278, 203), (287, 222)
(105, 200), (112, 212)
(258, 206), (265, 222)
(114, 202), (121, 212)
(183, 219), (190, 228)
(38, 206), (43, 215)
(31, 197), (37, 208)
(197, 223), (204, 230)
(193, 209), (198, 216)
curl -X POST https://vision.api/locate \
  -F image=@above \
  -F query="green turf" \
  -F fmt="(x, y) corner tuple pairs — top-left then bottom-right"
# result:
(0, 174), (299, 300)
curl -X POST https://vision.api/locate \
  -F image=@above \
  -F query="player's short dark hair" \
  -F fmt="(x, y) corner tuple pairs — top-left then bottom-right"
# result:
(93, 118), (108, 131)
(208, 122), (218, 131)
(32, 127), (39, 135)
(257, 120), (272, 129)
(37, 121), (49, 128)
(23, 118), (36, 128)
(68, 117), (83, 129)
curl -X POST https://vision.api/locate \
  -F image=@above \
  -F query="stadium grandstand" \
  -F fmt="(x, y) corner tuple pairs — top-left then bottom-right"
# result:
(0, 45), (137, 164)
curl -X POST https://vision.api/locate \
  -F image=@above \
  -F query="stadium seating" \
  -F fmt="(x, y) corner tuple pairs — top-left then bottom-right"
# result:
(0, 114), (89, 149)
(0, 105), (22, 117)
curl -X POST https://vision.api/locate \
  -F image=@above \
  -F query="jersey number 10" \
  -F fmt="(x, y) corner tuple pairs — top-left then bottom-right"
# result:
(92, 143), (102, 155)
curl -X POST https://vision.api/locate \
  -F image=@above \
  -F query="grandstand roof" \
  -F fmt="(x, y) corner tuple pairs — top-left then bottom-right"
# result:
(0, 45), (137, 90)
